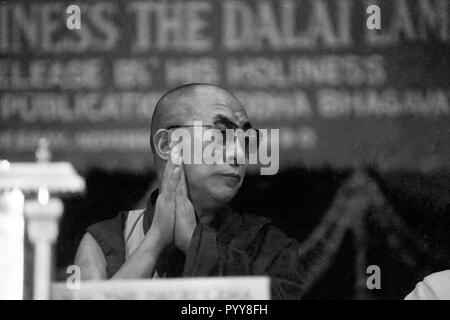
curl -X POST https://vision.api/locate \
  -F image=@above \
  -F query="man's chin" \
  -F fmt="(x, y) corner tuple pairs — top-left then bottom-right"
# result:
(209, 185), (239, 205)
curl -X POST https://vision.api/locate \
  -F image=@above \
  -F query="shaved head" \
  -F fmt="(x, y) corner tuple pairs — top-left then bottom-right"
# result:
(150, 83), (249, 154)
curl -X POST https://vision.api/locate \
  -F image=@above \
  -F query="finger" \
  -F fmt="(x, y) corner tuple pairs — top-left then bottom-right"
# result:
(165, 165), (180, 203)
(178, 164), (188, 198)
(160, 159), (175, 196)
(176, 166), (192, 220)
(175, 170), (183, 213)
(168, 144), (183, 197)
(170, 142), (182, 166)
(160, 144), (180, 195)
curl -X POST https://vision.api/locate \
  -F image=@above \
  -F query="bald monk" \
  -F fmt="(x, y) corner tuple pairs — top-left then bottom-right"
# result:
(74, 83), (304, 299)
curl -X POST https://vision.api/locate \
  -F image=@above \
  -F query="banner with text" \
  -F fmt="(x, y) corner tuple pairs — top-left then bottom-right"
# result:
(1, 0), (449, 172)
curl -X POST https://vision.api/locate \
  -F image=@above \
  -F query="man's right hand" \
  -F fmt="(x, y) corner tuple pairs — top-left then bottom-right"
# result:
(148, 144), (181, 251)
(99, 146), (182, 279)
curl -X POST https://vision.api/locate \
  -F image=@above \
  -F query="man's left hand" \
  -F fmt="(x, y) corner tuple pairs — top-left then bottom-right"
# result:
(174, 162), (197, 254)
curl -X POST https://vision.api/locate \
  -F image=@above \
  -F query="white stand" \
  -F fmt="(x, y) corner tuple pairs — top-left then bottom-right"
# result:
(1, 151), (84, 301)
(25, 196), (63, 300)
(0, 189), (25, 300)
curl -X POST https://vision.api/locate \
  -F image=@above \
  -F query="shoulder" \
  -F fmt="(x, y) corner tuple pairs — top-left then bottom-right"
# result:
(231, 211), (296, 249)
(227, 211), (273, 239)
(240, 211), (272, 228)
(74, 232), (107, 280)
(240, 211), (294, 241)
(88, 211), (128, 237)
(405, 270), (450, 300)
(87, 211), (129, 249)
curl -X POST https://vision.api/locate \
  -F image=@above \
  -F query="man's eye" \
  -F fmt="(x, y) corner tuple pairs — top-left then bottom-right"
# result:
(212, 126), (226, 134)
(208, 128), (227, 141)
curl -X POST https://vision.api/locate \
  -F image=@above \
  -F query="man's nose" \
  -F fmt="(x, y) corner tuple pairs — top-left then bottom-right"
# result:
(224, 137), (245, 165)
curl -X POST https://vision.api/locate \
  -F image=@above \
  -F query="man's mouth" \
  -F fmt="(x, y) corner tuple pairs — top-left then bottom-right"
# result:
(218, 172), (241, 181)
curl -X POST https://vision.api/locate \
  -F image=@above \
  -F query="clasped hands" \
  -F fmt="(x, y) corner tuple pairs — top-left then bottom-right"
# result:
(149, 143), (197, 254)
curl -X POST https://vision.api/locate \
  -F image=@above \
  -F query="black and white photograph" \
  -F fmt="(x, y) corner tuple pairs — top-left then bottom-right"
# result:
(0, 0), (449, 305)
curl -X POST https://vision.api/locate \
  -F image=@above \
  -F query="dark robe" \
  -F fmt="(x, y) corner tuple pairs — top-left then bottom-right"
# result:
(87, 191), (305, 299)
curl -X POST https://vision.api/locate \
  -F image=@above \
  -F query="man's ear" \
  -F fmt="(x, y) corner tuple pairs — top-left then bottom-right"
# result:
(153, 129), (171, 160)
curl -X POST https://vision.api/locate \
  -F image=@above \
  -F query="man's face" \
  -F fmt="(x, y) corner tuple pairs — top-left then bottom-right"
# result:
(174, 89), (250, 210)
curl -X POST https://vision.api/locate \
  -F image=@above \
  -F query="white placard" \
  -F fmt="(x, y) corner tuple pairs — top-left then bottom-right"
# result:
(51, 276), (270, 300)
